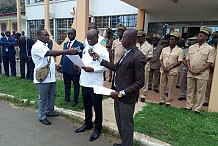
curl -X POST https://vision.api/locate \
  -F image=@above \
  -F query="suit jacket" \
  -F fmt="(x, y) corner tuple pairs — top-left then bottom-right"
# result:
(0, 36), (16, 57)
(150, 45), (163, 70)
(18, 37), (35, 59)
(60, 40), (84, 75)
(101, 47), (146, 104)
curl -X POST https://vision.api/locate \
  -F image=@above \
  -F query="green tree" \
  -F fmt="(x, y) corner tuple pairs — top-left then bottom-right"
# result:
(0, 0), (25, 14)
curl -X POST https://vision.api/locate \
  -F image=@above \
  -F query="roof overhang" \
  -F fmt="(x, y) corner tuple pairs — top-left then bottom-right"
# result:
(121, 0), (218, 12)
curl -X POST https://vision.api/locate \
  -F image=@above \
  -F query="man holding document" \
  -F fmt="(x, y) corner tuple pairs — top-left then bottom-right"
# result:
(74, 29), (109, 142)
(95, 28), (146, 146)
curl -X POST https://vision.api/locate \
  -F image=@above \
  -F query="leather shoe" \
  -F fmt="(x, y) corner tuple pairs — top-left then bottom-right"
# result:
(46, 111), (59, 117)
(154, 89), (159, 93)
(178, 97), (186, 101)
(158, 102), (165, 105)
(89, 130), (101, 141)
(140, 98), (145, 103)
(75, 124), (93, 133)
(113, 143), (122, 146)
(39, 118), (51, 125)
(203, 103), (208, 106)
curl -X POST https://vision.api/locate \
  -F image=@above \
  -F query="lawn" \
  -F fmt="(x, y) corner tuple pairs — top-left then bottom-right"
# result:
(134, 102), (218, 146)
(1, 76), (218, 146)
(0, 76), (84, 111)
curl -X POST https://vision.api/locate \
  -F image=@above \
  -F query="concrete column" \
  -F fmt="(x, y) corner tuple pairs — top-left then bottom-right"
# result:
(136, 9), (145, 30)
(73, 0), (89, 43)
(7, 20), (12, 31)
(44, 0), (50, 33)
(16, 0), (22, 32)
(208, 46), (218, 112)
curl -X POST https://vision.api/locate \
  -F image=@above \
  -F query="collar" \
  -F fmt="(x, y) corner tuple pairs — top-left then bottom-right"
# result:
(69, 39), (75, 44)
(37, 40), (47, 46)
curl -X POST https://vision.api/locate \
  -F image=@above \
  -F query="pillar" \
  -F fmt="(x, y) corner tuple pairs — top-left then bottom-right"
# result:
(16, 0), (22, 32)
(7, 20), (12, 31)
(208, 46), (218, 112)
(136, 9), (145, 30)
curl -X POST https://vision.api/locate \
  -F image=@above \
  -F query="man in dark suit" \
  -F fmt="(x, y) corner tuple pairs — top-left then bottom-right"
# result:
(0, 30), (16, 77)
(18, 36), (35, 80)
(59, 28), (83, 107)
(97, 28), (146, 146)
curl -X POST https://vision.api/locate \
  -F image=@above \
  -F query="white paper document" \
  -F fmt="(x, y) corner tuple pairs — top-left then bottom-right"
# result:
(93, 85), (116, 96)
(66, 55), (85, 68)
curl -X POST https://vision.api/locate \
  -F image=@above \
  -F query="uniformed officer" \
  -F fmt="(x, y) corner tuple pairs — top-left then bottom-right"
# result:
(148, 33), (162, 93)
(185, 26), (215, 114)
(137, 30), (153, 102)
(104, 28), (114, 82)
(111, 24), (126, 64)
(159, 30), (184, 107)
(203, 31), (218, 106)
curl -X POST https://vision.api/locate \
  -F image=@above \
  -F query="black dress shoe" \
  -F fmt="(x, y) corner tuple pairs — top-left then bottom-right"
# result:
(203, 103), (208, 106)
(158, 102), (165, 105)
(178, 97), (186, 101)
(165, 104), (171, 107)
(148, 87), (152, 90)
(140, 98), (145, 103)
(184, 108), (192, 111)
(154, 89), (159, 93)
(39, 118), (51, 125)
(75, 124), (93, 133)
(113, 143), (122, 146)
(46, 111), (59, 117)
(89, 130), (101, 141)
(72, 101), (78, 107)
(195, 111), (200, 115)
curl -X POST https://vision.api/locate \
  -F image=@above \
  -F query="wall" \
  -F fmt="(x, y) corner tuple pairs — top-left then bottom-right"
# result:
(26, 0), (77, 20)
(89, 0), (137, 16)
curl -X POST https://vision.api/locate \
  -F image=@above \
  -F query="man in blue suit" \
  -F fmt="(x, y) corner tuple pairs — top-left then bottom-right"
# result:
(0, 30), (16, 77)
(59, 28), (84, 107)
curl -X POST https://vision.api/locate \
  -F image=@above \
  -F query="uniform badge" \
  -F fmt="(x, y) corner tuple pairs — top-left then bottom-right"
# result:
(100, 39), (106, 47)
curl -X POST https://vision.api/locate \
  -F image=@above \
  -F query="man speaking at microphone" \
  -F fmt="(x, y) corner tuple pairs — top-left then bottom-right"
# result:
(74, 29), (109, 142)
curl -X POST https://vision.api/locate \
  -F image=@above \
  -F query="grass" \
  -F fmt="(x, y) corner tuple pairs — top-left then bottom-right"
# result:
(1, 76), (218, 145)
(0, 76), (84, 111)
(134, 102), (218, 146)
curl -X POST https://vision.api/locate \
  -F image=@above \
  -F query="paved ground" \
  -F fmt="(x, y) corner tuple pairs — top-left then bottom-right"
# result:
(0, 100), (117, 146)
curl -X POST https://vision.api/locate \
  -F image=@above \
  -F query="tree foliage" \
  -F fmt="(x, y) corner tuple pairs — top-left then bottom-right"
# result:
(0, 0), (25, 14)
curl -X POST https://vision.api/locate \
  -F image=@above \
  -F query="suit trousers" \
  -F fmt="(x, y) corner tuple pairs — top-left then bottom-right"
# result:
(36, 82), (56, 120)
(63, 73), (80, 103)
(180, 66), (188, 98)
(2, 56), (16, 77)
(29, 60), (35, 80)
(114, 98), (135, 146)
(159, 73), (178, 104)
(82, 86), (103, 130)
(205, 73), (213, 103)
(148, 68), (160, 90)
(20, 56), (30, 78)
(140, 70), (149, 98)
(186, 78), (207, 111)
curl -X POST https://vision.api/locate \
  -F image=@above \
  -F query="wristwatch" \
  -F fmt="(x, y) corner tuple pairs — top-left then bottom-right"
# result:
(118, 93), (123, 98)
(118, 90), (126, 98)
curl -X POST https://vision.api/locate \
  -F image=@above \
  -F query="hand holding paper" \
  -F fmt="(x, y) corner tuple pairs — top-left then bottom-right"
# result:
(66, 55), (85, 68)
(93, 85), (116, 96)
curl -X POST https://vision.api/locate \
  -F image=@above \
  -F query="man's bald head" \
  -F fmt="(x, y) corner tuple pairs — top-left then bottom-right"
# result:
(121, 28), (137, 50)
(87, 29), (99, 46)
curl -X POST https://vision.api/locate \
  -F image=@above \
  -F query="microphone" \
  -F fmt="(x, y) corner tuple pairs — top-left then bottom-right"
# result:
(88, 47), (97, 61)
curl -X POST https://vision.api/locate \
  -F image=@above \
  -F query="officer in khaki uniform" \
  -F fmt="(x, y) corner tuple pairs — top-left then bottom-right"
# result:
(149, 33), (162, 93)
(159, 30), (184, 107)
(137, 30), (153, 102)
(203, 31), (218, 106)
(186, 26), (215, 114)
(112, 24), (126, 64)
(104, 28), (114, 82)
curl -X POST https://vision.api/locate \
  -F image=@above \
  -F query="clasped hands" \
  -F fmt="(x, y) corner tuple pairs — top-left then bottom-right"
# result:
(189, 68), (202, 76)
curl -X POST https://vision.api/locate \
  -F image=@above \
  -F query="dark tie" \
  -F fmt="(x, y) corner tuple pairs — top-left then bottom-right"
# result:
(67, 42), (71, 49)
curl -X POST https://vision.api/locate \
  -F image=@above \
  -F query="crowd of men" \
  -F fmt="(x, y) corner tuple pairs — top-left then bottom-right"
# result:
(0, 23), (217, 146)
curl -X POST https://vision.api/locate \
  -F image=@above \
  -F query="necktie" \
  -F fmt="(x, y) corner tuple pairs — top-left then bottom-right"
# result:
(67, 41), (71, 49)
(119, 51), (128, 64)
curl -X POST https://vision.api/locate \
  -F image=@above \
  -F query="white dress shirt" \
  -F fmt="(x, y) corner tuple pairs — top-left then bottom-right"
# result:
(31, 40), (56, 84)
(80, 43), (109, 88)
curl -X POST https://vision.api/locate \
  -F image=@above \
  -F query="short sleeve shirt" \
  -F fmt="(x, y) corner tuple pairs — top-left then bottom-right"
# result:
(31, 40), (56, 84)
(112, 39), (126, 64)
(186, 43), (215, 80)
(137, 41), (153, 71)
(160, 45), (184, 75)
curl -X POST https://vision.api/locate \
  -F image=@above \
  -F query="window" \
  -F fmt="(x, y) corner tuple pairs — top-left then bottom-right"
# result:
(12, 22), (17, 32)
(27, 19), (54, 41)
(1, 23), (7, 32)
(56, 18), (74, 45)
(95, 14), (137, 29)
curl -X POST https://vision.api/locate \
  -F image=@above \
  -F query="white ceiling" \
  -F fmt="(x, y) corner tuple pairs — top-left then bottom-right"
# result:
(121, 0), (218, 12)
